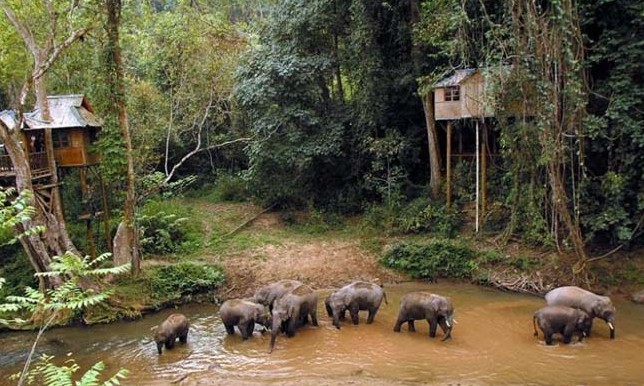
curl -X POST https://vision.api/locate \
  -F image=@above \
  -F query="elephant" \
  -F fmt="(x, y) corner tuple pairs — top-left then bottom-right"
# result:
(254, 279), (303, 312)
(269, 284), (318, 353)
(154, 313), (189, 355)
(324, 281), (387, 329)
(545, 286), (616, 339)
(393, 292), (453, 341)
(219, 298), (271, 340)
(533, 305), (593, 345)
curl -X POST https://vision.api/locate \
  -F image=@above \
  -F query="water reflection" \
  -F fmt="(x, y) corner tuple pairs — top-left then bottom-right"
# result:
(1, 282), (643, 385)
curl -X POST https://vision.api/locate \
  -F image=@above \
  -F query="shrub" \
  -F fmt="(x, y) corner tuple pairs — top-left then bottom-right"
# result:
(380, 240), (478, 280)
(147, 262), (225, 299)
(213, 173), (250, 202)
(397, 198), (460, 238)
(138, 200), (201, 256)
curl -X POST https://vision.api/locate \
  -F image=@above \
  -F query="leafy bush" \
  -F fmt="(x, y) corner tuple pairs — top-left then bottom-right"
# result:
(137, 200), (201, 256)
(213, 173), (250, 202)
(397, 198), (460, 238)
(138, 212), (189, 255)
(380, 240), (478, 280)
(147, 263), (225, 299)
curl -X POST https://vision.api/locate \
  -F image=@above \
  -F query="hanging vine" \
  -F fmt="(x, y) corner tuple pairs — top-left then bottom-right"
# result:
(485, 0), (589, 274)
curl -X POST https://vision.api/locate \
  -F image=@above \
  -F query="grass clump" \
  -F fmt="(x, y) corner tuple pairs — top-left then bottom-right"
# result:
(380, 240), (478, 281)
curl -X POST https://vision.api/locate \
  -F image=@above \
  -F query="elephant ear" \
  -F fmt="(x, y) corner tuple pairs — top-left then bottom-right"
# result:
(591, 300), (603, 317)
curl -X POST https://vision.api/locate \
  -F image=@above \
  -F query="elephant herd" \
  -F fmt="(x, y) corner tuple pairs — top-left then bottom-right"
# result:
(153, 282), (616, 354)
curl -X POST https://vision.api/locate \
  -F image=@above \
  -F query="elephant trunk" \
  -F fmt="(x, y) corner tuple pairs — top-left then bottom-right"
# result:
(441, 315), (454, 341)
(156, 341), (163, 355)
(607, 320), (615, 339)
(269, 317), (281, 353)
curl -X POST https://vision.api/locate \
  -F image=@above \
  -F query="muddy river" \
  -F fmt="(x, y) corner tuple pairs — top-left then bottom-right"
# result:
(1, 282), (643, 385)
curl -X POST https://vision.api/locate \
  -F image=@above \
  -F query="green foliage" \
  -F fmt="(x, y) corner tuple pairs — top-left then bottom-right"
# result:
(1, 253), (130, 319)
(138, 199), (202, 256)
(0, 188), (44, 245)
(212, 173), (250, 202)
(380, 240), (478, 281)
(138, 211), (190, 256)
(147, 263), (225, 299)
(397, 198), (460, 238)
(16, 354), (129, 386)
(580, 1), (644, 246)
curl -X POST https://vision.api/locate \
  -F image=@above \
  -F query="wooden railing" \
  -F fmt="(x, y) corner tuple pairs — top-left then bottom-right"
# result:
(0, 154), (12, 172)
(0, 151), (49, 175)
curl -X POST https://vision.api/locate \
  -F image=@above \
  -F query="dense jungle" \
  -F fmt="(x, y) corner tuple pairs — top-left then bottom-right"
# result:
(0, 0), (642, 385)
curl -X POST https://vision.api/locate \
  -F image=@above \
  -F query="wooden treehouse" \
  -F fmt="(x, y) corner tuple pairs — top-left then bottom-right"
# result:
(433, 68), (499, 232)
(0, 95), (110, 255)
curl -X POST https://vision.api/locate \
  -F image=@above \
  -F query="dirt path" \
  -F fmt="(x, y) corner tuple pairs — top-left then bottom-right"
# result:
(191, 203), (407, 300)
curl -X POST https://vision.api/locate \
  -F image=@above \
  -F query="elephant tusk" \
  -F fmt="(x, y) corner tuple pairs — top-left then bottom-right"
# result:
(607, 322), (614, 330)
(445, 320), (451, 328)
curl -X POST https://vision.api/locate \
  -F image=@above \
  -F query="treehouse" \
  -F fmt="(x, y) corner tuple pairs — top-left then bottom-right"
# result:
(434, 68), (495, 121)
(433, 69), (499, 232)
(0, 95), (102, 177)
(1, 95), (110, 256)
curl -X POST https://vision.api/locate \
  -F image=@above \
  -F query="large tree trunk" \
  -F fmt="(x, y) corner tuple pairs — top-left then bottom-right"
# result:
(105, 0), (140, 274)
(0, 0), (86, 288)
(422, 93), (442, 198)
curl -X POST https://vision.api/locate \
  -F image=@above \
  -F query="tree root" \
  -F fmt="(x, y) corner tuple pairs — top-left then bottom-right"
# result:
(487, 269), (555, 295)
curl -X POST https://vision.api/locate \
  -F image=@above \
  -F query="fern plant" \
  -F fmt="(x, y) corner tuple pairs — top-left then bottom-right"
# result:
(0, 253), (130, 386)
(14, 354), (129, 386)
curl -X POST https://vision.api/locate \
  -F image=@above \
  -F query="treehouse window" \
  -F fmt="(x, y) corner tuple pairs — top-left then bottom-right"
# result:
(52, 131), (70, 148)
(445, 86), (460, 101)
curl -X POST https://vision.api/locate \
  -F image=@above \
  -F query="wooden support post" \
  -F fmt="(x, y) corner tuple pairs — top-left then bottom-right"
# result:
(481, 123), (487, 224)
(97, 171), (113, 252)
(80, 167), (97, 258)
(475, 120), (480, 233)
(446, 121), (452, 208)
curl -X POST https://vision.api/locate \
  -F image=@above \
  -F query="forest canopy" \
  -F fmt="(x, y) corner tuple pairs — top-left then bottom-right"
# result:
(0, 0), (642, 263)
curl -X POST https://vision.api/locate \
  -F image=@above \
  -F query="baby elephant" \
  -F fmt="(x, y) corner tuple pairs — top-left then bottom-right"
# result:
(393, 292), (454, 341)
(533, 305), (592, 345)
(219, 298), (271, 340)
(325, 281), (387, 329)
(154, 313), (189, 355)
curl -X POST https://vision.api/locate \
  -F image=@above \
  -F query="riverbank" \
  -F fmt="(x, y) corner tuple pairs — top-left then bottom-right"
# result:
(103, 198), (643, 320)
(4, 197), (641, 330)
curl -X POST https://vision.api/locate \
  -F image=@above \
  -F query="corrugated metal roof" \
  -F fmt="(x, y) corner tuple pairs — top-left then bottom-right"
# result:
(434, 68), (477, 87)
(0, 110), (18, 131)
(23, 95), (103, 130)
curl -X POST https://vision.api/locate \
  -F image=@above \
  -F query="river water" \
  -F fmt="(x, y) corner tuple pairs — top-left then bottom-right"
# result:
(1, 282), (643, 385)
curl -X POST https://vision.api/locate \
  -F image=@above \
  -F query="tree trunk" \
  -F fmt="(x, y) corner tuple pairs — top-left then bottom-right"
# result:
(2, 0), (86, 288)
(422, 93), (442, 198)
(105, 0), (139, 274)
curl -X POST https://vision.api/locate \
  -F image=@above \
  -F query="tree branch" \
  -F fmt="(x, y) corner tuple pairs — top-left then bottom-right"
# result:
(0, 0), (38, 55)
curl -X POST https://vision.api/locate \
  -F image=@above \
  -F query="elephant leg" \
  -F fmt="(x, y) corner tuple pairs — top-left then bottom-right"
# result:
(179, 332), (188, 343)
(429, 319), (438, 338)
(286, 318), (297, 337)
(367, 307), (378, 324)
(310, 310), (319, 327)
(350, 311), (360, 325)
(544, 332), (554, 345)
(224, 323), (235, 335)
(393, 317), (404, 332)
(247, 321), (256, 338)
(562, 325), (574, 344)
(240, 322), (251, 340)
(408, 320), (416, 332)
(165, 337), (175, 349)
(339, 310), (347, 320)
